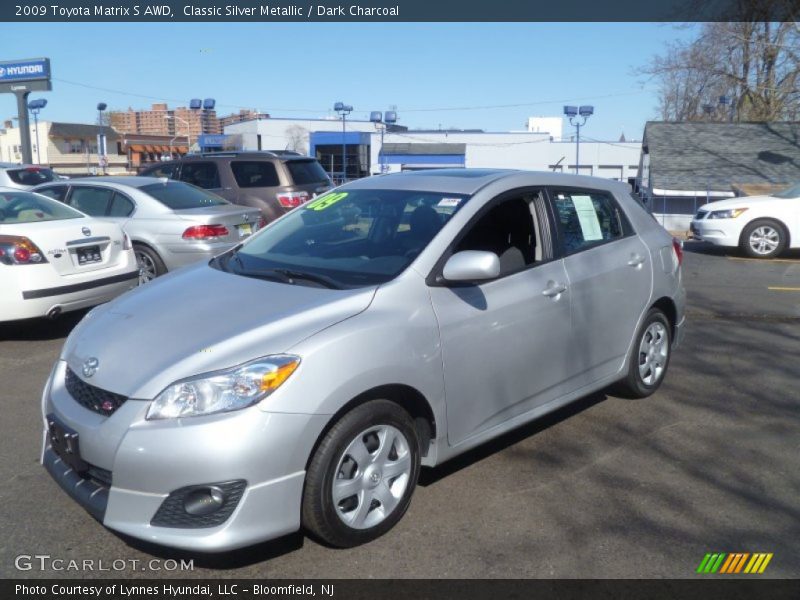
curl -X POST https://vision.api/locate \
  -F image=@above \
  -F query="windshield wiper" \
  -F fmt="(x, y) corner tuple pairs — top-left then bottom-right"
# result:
(270, 268), (342, 289)
(231, 260), (341, 289)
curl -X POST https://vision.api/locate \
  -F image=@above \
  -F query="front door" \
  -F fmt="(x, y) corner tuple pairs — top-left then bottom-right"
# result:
(429, 191), (574, 446)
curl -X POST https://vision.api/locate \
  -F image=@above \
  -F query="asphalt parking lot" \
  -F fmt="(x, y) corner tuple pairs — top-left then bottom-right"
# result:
(1, 241), (798, 579)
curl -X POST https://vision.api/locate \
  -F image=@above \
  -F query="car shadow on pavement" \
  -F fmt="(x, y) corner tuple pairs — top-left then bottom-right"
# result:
(418, 391), (608, 487)
(684, 239), (800, 260)
(115, 530), (306, 570)
(0, 310), (87, 341)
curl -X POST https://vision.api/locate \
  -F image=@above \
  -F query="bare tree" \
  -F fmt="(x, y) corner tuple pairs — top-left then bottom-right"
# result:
(285, 125), (308, 154)
(640, 5), (800, 122)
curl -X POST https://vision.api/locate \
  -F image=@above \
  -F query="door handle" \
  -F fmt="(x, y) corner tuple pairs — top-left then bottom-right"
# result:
(628, 253), (646, 267)
(542, 281), (567, 298)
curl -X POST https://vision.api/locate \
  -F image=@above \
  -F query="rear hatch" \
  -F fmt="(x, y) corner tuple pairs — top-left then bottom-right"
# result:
(283, 158), (333, 201)
(5, 166), (56, 189)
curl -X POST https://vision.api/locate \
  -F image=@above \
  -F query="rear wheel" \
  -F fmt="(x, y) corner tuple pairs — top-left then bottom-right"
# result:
(613, 308), (672, 399)
(740, 219), (787, 258)
(133, 244), (166, 284)
(302, 400), (420, 548)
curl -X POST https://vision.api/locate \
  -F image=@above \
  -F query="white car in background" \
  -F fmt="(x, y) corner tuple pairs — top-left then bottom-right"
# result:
(690, 183), (800, 258)
(0, 188), (138, 322)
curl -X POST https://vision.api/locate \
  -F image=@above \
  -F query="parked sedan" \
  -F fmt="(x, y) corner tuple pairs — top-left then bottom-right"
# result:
(0, 163), (57, 190)
(690, 182), (800, 258)
(42, 170), (685, 551)
(0, 188), (137, 322)
(33, 178), (264, 282)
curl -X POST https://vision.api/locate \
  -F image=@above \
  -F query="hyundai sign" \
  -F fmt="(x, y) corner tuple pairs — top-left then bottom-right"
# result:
(0, 58), (50, 82)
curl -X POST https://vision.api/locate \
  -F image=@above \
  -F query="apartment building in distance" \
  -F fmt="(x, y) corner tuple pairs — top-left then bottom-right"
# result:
(219, 109), (270, 129)
(108, 103), (222, 140)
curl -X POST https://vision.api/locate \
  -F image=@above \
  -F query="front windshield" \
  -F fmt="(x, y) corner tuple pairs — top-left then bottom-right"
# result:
(773, 183), (800, 199)
(219, 188), (470, 287)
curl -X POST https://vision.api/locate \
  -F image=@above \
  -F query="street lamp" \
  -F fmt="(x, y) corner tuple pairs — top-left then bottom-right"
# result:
(334, 102), (353, 182)
(563, 105), (593, 175)
(189, 98), (216, 147)
(97, 102), (108, 174)
(27, 98), (47, 165)
(165, 114), (191, 154)
(370, 110), (397, 174)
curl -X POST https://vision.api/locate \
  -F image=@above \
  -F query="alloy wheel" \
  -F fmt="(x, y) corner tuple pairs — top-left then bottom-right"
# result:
(638, 322), (669, 386)
(136, 251), (157, 284)
(748, 225), (780, 255)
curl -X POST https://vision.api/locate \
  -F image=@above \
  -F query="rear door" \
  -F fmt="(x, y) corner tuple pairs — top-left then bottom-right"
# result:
(548, 187), (653, 385)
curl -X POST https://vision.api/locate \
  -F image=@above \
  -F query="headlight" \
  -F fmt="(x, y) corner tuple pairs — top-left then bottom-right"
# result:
(707, 208), (748, 219)
(146, 355), (300, 420)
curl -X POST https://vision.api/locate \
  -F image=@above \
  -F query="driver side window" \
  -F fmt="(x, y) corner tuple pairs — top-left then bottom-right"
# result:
(454, 193), (544, 276)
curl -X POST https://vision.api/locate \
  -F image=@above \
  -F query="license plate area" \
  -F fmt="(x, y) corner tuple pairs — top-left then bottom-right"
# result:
(76, 245), (102, 265)
(237, 223), (252, 238)
(47, 414), (88, 474)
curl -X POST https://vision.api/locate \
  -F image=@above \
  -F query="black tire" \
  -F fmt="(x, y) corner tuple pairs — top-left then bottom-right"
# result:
(739, 219), (787, 259)
(613, 308), (672, 399)
(302, 400), (420, 548)
(133, 243), (167, 284)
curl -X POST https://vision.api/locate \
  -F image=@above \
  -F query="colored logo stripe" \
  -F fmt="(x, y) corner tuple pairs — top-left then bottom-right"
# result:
(697, 553), (773, 574)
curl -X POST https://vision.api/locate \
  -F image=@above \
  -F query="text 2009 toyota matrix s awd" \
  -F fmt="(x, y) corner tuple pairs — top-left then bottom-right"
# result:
(42, 170), (685, 551)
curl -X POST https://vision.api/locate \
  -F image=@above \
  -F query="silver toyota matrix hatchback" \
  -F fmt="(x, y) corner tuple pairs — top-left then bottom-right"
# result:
(42, 170), (685, 551)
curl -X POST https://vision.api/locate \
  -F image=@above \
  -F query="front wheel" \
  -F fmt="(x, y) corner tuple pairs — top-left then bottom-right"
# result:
(740, 219), (787, 259)
(302, 400), (420, 548)
(612, 308), (672, 399)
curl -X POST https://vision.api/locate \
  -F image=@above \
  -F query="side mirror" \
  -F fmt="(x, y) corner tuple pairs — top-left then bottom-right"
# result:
(442, 250), (500, 283)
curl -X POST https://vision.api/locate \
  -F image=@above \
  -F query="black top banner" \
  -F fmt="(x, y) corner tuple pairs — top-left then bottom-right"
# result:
(2, 0), (799, 22)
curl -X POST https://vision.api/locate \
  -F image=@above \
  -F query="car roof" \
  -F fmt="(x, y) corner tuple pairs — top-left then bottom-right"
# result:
(178, 151), (315, 161)
(342, 169), (631, 196)
(0, 163), (49, 169)
(37, 176), (169, 189)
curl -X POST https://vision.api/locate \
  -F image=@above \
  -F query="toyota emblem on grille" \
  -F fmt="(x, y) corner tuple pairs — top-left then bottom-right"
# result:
(243, 214), (250, 222)
(81, 227), (92, 237)
(82, 357), (99, 378)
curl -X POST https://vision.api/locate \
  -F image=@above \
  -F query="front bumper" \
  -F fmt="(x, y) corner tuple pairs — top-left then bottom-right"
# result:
(689, 218), (742, 247)
(41, 360), (328, 551)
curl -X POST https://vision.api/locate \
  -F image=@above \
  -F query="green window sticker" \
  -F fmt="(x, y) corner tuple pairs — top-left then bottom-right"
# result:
(306, 192), (349, 211)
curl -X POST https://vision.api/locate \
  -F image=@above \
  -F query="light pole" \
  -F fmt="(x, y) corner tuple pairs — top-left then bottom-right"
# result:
(165, 115), (191, 155)
(189, 98), (216, 150)
(27, 98), (47, 165)
(563, 105), (594, 175)
(369, 110), (397, 174)
(334, 102), (352, 182)
(97, 102), (107, 174)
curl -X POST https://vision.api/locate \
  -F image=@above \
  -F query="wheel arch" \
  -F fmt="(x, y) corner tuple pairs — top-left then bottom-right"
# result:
(651, 296), (677, 338)
(305, 383), (437, 472)
(738, 217), (791, 249)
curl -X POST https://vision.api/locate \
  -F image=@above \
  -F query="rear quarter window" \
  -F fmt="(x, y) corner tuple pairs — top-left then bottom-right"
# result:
(0, 190), (83, 223)
(286, 160), (329, 185)
(231, 161), (280, 188)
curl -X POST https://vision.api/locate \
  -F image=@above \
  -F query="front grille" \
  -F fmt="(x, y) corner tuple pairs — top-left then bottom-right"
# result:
(65, 367), (128, 416)
(151, 480), (247, 529)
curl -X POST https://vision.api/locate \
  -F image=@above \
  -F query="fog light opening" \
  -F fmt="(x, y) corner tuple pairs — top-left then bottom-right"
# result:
(183, 486), (226, 516)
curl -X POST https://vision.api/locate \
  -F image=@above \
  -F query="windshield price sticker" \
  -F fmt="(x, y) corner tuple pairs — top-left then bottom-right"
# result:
(306, 192), (349, 211)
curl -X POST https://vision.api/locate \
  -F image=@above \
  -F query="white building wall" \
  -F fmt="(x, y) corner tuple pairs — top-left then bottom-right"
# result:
(526, 116), (563, 140)
(0, 122), (52, 164)
(225, 118), (641, 183)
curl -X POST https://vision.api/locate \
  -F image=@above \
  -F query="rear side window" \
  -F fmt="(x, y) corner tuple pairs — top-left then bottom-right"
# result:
(6, 167), (55, 186)
(286, 160), (329, 185)
(140, 181), (227, 210)
(231, 161), (280, 188)
(34, 185), (68, 202)
(179, 162), (221, 189)
(551, 190), (625, 254)
(68, 187), (114, 216)
(0, 190), (83, 223)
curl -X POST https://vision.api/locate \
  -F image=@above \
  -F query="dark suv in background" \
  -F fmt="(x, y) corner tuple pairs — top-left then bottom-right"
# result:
(139, 151), (333, 222)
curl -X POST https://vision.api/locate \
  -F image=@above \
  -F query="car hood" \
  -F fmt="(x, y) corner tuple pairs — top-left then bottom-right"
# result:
(699, 195), (775, 211)
(61, 264), (377, 400)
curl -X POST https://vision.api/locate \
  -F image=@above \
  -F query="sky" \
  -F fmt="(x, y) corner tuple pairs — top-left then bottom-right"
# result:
(0, 22), (696, 141)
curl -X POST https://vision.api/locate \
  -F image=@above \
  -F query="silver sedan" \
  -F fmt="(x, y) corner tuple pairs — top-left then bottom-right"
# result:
(42, 170), (685, 551)
(33, 177), (263, 283)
